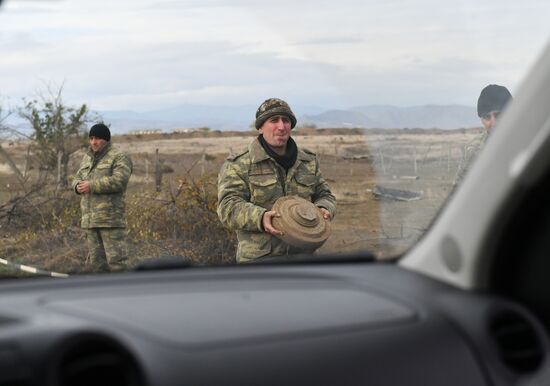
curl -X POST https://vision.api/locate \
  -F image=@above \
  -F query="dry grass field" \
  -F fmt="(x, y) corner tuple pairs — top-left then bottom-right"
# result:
(0, 128), (481, 274)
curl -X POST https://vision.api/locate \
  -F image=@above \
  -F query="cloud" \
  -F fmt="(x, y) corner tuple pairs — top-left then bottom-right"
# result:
(68, 41), (343, 109)
(0, 0), (549, 112)
(294, 36), (367, 46)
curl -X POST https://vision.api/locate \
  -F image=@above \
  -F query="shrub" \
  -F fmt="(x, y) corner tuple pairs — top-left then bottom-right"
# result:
(127, 174), (236, 264)
(1, 174), (236, 275)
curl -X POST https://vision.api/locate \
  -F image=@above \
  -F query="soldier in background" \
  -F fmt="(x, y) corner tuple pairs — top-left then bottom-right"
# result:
(453, 84), (512, 186)
(217, 98), (336, 263)
(72, 123), (133, 271)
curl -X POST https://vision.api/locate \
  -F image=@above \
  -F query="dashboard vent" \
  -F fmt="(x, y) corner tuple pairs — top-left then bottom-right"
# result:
(489, 310), (545, 374)
(55, 334), (145, 386)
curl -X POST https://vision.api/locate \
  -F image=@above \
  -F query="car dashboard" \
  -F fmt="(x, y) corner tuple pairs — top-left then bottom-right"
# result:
(0, 262), (548, 386)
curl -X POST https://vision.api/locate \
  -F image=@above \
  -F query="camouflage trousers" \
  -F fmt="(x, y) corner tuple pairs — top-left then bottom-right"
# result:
(85, 228), (128, 272)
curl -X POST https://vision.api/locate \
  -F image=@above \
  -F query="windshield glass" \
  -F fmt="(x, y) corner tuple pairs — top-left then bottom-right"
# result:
(1, 0), (549, 276)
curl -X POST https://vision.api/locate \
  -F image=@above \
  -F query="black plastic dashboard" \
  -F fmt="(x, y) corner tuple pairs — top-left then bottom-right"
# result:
(0, 262), (548, 386)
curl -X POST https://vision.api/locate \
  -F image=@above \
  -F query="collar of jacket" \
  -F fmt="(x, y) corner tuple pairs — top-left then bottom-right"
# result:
(248, 137), (314, 164)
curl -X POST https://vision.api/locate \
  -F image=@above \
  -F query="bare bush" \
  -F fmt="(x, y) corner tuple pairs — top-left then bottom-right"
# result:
(127, 174), (236, 264)
(0, 186), (88, 274)
(1, 173), (236, 275)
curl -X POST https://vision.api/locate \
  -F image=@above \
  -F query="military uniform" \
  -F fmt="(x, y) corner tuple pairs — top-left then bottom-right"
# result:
(217, 137), (336, 262)
(72, 142), (133, 271)
(453, 130), (488, 186)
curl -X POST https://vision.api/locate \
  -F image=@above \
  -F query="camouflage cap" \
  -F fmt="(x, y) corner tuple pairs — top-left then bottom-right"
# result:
(255, 98), (297, 129)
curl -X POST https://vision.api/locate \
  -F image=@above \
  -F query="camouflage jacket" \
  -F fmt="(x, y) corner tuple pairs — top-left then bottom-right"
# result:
(217, 137), (336, 262)
(453, 130), (489, 186)
(72, 143), (133, 228)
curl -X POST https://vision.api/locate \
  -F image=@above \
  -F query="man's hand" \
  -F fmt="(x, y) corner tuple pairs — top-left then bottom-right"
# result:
(76, 180), (91, 194)
(320, 207), (331, 220)
(262, 210), (283, 236)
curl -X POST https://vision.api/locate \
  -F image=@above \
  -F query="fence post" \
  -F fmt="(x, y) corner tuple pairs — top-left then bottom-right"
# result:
(413, 146), (417, 174)
(201, 149), (206, 176)
(379, 147), (386, 175)
(447, 143), (452, 173)
(155, 148), (162, 192)
(317, 145), (321, 163)
(23, 145), (31, 178)
(57, 151), (62, 186)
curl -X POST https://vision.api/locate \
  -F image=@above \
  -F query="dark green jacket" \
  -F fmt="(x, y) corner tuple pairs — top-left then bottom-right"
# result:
(217, 137), (336, 262)
(72, 143), (133, 228)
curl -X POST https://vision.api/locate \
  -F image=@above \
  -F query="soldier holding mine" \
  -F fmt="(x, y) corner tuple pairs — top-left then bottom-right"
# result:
(217, 98), (336, 263)
(72, 123), (133, 271)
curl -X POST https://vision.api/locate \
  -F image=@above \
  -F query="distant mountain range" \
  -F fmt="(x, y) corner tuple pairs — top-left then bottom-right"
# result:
(97, 104), (327, 134)
(0, 104), (478, 135)
(301, 105), (480, 130)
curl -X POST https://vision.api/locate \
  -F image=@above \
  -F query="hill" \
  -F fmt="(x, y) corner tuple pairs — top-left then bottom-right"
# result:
(302, 105), (479, 129)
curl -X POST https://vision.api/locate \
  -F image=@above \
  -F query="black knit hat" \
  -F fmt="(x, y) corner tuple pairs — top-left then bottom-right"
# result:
(255, 98), (297, 129)
(89, 123), (111, 141)
(477, 85), (512, 118)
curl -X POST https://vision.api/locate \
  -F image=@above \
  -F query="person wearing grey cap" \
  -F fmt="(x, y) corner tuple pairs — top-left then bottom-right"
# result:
(217, 98), (336, 263)
(72, 123), (133, 272)
(453, 84), (512, 186)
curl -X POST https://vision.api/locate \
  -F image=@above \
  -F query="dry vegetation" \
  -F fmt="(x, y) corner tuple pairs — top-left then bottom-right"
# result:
(0, 127), (481, 276)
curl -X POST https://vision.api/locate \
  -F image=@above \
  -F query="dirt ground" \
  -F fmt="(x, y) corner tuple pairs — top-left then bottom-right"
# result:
(112, 130), (473, 258)
(1, 128), (479, 261)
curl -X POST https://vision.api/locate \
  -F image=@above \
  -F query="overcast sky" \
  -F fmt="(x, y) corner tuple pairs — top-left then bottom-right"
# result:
(1, 0), (549, 112)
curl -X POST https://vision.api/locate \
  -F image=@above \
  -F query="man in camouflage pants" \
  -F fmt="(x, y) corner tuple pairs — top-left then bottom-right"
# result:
(72, 123), (133, 271)
(217, 98), (336, 263)
(453, 84), (512, 186)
